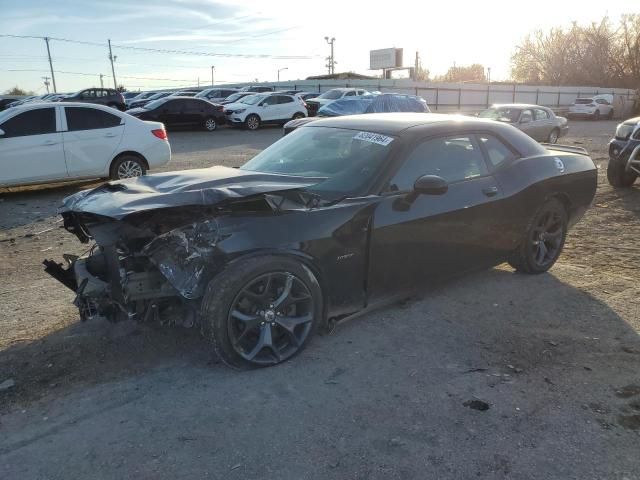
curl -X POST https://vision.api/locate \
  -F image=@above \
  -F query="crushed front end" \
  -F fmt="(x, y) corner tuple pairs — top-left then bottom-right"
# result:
(44, 209), (222, 327)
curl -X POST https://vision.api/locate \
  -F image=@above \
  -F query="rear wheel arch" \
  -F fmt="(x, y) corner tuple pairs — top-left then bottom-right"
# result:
(108, 151), (149, 178)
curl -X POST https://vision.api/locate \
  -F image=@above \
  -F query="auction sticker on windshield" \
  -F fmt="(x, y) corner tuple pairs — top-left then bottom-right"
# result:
(353, 131), (394, 146)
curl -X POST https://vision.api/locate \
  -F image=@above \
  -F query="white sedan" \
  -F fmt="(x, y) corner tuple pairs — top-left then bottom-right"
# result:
(0, 102), (171, 188)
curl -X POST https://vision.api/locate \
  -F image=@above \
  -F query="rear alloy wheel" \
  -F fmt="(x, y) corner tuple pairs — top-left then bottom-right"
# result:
(508, 198), (568, 274)
(110, 155), (146, 180)
(204, 117), (217, 131)
(246, 114), (260, 130)
(292, 112), (305, 120)
(607, 160), (638, 188)
(201, 256), (322, 368)
(548, 128), (559, 144)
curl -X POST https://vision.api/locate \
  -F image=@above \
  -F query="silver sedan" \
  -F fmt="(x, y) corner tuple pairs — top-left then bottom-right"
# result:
(478, 104), (569, 143)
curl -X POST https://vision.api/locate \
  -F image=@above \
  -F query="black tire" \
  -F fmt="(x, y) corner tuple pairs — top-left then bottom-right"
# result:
(203, 116), (217, 131)
(201, 256), (323, 369)
(548, 128), (560, 144)
(607, 160), (638, 188)
(593, 110), (600, 121)
(508, 198), (568, 274)
(245, 114), (260, 131)
(109, 155), (147, 180)
(292, 112), (305, 120)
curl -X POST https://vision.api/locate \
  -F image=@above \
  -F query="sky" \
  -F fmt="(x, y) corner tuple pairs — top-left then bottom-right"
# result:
(1, 0), (638, 94)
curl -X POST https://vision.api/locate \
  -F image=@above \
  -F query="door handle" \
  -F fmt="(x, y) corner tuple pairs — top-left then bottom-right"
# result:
(482, 186), (499, 197)
(43, 140), (57, 146)
(104, 133), (117, 137)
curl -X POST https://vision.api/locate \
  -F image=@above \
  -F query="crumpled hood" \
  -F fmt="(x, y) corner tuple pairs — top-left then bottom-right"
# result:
(60, 166), (322, 220)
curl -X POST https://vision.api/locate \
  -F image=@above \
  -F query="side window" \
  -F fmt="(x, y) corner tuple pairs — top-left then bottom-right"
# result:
(534, 108), (549, 120)
(65, 107), (121, 131)
(277, 95), (294, 104)
(1, 108), (56, 137)
(478, 134), (517, 168)
(83, 90), (96, 98)
(390, 136), (488, 191)
(520, 109), (533, 121)
(188, 99), (205, 110)
(345, 91), (356, 96)
(262, 96), (278, 106)
(168, 100), (183, 112)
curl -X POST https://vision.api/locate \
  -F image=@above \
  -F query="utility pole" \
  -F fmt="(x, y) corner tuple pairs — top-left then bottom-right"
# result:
(99, 74), (104, 88)
(277, 67), (288, 82)
(414, 51), (420, 81)
(211, 66), (215, 86)
(108, 39), (117, 89)
(324, 37), (335, 75)
(42, 77), (50, 94)
(487, 67), (491, 83)
(43, 37), (57, 93)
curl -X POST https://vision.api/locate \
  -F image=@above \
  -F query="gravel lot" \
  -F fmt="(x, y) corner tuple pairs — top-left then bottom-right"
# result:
(1, 120), (639, 480)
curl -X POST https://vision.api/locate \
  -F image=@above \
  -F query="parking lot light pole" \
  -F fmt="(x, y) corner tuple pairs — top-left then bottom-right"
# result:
(211, 66), (215, 86)
(277, 67), (288, 82)
(324, 36), (335, 75)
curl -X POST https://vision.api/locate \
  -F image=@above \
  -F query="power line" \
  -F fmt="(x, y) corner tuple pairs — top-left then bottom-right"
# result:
(0, 34), (318, 59)
(3, 69), (200, 82)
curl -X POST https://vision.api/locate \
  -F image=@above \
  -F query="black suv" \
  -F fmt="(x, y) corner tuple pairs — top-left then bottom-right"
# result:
(63, 88), (126, 111)
(608, 116), (640, 187)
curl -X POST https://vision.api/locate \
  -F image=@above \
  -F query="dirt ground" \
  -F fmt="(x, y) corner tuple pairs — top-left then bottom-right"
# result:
(1, 121), (639, 480)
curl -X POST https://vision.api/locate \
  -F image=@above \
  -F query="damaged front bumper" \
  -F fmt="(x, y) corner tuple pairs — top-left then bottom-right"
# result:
(44, 215), (224, 325)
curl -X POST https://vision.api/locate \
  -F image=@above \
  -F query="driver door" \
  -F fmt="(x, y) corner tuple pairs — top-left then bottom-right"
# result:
(259, 96), (279, 121)
(517, 109), (535, 139)
(368, 134), (507, 302)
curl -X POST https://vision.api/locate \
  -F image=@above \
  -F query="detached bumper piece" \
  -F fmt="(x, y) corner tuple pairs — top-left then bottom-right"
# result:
(43, 256), (78, 291)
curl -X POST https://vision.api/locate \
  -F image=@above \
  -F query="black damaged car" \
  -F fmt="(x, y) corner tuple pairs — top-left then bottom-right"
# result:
(44, 114), (597, 368)
(607, 116), (640, 187)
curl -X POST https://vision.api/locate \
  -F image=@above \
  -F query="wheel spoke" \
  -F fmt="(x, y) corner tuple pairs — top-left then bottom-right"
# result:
(246, 324), (273, 360)
(231, 309), (259, 323)
(273, 274), (293, 308)
(274, 313), (313, 347)
(536, 241), (548, 264)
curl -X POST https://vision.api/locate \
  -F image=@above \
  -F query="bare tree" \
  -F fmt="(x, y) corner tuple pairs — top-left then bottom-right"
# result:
(511, 16), (640, 88)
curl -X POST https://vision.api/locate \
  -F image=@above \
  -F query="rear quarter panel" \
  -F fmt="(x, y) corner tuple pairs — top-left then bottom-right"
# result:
(494, 152), (597, 243)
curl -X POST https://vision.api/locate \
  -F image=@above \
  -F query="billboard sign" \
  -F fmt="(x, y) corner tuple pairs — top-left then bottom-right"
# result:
(370, 48), (403, 70)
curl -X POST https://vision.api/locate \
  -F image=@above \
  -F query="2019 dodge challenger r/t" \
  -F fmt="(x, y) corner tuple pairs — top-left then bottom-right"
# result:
(44, 113), (597, 369)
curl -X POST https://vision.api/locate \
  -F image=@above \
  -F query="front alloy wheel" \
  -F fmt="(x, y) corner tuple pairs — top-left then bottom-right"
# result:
(201, 256), (322, 369)
(204, 117), (217, 131)
(228, 272), (313, 365)
(246, 114), (260, 130)
(548, 129), (559, 144)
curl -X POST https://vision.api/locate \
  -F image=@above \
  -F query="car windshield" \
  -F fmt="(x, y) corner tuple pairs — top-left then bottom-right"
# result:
(144, 98), (168, 110)
(241, 94), (266, 105)
(225, 93), (245, 102)
(240, 126), (395, 196)
(195, 90), (217, 98)
(318, 89), (344, 100)
(478, 107), (521, 123)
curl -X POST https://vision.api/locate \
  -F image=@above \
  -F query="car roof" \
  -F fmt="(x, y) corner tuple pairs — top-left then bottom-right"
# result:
(489, 103), (549, 109)
(306, 113), (490, 134)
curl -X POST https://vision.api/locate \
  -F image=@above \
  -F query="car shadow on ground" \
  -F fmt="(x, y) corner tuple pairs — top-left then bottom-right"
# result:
(1, 266), (639, 479)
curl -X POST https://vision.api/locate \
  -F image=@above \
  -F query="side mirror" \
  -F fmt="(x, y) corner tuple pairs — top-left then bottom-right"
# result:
(393, 175), (448, 211)
(413, 175), (449, 196)
(520, 113), (532, 124)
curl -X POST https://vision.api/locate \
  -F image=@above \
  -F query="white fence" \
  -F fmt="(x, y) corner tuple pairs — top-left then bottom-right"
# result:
(222, 79), (638, 119)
